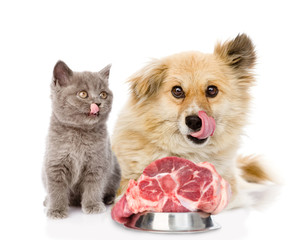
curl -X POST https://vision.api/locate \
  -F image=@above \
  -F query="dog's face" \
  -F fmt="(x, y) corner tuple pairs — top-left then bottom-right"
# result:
(129, 34), (256, 151)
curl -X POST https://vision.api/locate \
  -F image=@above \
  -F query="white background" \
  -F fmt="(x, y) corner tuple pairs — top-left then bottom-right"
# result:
(1, 0), (307, 239)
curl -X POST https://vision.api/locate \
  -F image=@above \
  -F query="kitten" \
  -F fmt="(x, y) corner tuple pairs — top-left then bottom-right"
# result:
(42, 61), (121, 219)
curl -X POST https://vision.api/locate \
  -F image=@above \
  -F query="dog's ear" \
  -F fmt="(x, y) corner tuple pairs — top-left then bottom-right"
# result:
(214, 34), (256, 72)
(128, 60), (168, 100)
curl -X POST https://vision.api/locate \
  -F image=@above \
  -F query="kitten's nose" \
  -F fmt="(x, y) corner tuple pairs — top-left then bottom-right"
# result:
(95, 103), (101, 107)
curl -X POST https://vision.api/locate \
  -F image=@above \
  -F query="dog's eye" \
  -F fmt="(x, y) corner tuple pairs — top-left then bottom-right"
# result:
(171, 86), (185, 99)
(206, 85), (219, 98)
(78, 90), (88, 99)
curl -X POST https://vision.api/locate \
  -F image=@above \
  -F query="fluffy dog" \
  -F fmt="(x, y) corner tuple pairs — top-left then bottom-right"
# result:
(112, 34), (272, 209)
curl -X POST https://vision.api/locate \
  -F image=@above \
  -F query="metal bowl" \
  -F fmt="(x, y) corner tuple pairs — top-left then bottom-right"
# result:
(124, 211), (220, 233)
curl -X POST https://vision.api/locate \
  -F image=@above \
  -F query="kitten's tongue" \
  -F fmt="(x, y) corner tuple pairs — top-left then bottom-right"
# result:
(90, 103), (100, 115)
(190, 111), (216, 139)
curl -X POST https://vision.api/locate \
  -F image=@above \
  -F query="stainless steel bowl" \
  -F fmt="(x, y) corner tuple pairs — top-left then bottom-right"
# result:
(124, 211), (220, 233)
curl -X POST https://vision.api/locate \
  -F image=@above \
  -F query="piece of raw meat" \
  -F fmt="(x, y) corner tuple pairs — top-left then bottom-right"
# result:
(112, 156), (231, 224)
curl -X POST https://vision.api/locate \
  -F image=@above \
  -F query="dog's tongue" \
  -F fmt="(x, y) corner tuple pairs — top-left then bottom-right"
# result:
(90, 103), (100, 115)
(190, 111), (216, 139)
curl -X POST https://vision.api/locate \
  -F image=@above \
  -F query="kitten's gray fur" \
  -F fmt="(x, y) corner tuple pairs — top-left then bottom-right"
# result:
(42, 61), (121, 219)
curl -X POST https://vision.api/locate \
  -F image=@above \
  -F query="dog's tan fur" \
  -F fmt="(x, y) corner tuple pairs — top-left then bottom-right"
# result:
(112, 34), (272, 209)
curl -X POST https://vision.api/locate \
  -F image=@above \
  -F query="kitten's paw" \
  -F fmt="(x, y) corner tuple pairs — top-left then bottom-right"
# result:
(82, 202), (106, 214)
(43, 197), (48, 207)
(47, 208), (68, 219)
(103, 194), (116, 205)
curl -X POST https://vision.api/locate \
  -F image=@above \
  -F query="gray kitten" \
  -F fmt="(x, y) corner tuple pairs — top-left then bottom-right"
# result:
(42, 61), (121, 219)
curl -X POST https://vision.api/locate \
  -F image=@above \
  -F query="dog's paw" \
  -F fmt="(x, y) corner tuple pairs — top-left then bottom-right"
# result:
(47, 208), (68, 219)
(82, 202), (106, 214)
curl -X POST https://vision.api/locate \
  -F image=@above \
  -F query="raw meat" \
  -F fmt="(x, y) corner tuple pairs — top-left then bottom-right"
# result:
(112, 157), (231, 224)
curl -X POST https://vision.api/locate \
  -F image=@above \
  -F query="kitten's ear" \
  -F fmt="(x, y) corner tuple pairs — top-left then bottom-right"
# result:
(99, 64), (112, 80)
(53, 60), (73, 87)
(214, 34), (256, 71)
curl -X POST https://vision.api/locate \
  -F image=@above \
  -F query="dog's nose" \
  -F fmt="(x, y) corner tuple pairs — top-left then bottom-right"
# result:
(185, 115), (202, 131)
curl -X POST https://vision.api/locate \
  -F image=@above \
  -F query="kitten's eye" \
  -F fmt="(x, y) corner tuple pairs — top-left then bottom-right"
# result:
(100, 91), (108, 99)
(171, 86), (185, 99)
(78, 91), (88, 99)
(206, 85), (219, 98)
